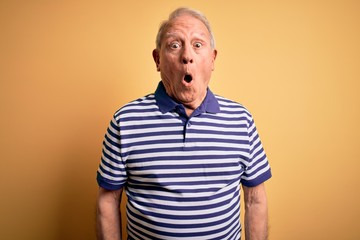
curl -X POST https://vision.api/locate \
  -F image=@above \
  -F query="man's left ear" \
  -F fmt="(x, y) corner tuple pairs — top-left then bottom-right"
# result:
(211, 49), (218, 71)
(152, 49), (160, 72)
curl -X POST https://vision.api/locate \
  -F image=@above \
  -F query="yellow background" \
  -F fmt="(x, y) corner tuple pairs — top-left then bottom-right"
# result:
(1, 0), (359, 239)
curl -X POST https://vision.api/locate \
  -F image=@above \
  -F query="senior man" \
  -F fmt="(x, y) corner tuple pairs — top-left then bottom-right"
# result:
(96, 7), (271, 240)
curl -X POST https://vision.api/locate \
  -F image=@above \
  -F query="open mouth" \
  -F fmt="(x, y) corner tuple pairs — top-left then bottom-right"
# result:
(184, 74), (193, 83)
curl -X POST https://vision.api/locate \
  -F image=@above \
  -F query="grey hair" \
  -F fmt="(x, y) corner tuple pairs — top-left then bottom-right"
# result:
(155, 7), (216, 50)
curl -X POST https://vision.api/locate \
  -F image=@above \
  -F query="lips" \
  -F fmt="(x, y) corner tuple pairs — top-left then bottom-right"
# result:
(184, 74), (193, 83)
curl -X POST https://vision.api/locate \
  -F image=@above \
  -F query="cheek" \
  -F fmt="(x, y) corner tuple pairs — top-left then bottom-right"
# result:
(162, 57), (181, 74)
(161, 65), (176, 79)
(200, 60), (215, 75)
(160, 51), (178, 63)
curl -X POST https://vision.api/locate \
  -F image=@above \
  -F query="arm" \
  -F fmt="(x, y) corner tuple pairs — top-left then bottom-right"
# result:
(96, 187), (123, 240)
(243, 183), (268, 240)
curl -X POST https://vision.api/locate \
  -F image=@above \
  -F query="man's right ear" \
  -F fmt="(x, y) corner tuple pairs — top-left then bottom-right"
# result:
(152, 49), (160, 72)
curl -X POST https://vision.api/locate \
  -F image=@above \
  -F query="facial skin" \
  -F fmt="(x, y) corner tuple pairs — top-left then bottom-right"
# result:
(153, 14), (217, 116)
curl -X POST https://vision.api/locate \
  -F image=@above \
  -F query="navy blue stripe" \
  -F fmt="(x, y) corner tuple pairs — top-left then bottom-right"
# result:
(127, 169), (242, 179)
(104, 134), (121, 149)
(120, 115), (177, 122)
(125, 153), (245, 163)
(98, 164), (123, 177)
(127, 184), (240, 204)
(103, 142), (121, 157)
(120, 130), (183, 140)
(198, 113), (250, 122)
(129, 162), (239, 171)
(100, 158), (120, 173)
(127, 176), (240, 188)
(127, 197), (239, 226)
(242, 170), (272, 187)
(188, 129), (249, 137)
(125, 146), (248, 156)
(107, 129), (121, 141)
(109, 119), (120, 131)
(243, 156), (268, 176)
(121, 122), (181, 130)
(120, 107), (159, 115)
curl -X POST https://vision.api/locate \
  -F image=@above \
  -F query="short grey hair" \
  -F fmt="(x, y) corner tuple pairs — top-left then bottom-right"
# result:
(155, 7), (216, 50)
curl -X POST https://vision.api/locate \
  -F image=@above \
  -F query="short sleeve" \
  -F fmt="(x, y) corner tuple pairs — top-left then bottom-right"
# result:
(241, 116), (272, 187)
(96, 115), (127, 190)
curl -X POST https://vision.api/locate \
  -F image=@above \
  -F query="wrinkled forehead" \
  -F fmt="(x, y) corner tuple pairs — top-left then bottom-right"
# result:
(162, 15), (211, 40)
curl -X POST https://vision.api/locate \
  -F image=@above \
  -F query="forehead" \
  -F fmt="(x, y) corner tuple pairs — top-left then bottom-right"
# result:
(164, 15), (210, 38)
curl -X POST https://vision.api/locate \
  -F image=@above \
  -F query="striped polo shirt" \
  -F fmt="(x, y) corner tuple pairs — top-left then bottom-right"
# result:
(97, 81), (272, 240)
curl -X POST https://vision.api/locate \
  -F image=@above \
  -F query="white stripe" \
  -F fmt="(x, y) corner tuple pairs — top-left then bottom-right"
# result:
(128, 150), (247, 160)
(190, 124), (248, 133)
(129, 175), (240, 187)
(190, 117), (248, 124)
(121, 134), (183, 144)
(246, 157), (269, 175)
(126, 157), (240, 168)
(130, 165), (240, 175)
(97, 168), (125, 182)
(242, 165), (271, 181)
(129, 180), (240, 202)
(103, 138), (121, 155)
(122, 126), (183, 135)
(121, 111), (165, 118)
(101, 149), (123, 167)
(121, 103), (156, 111)
(187, 133), (248, 141)
(122, 142), (249, 154)
(119, 119), (181, 126)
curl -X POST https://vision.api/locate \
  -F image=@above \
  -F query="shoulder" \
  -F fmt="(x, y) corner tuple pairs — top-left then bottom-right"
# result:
(113, 94), (157, 119)
(214, 95), (253, 119)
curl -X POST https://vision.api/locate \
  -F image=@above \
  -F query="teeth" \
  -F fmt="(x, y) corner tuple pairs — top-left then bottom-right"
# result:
(184, 75), (192, 83)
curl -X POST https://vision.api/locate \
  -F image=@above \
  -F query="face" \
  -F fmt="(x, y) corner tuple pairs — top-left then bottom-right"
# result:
(153, 14), (217, 110)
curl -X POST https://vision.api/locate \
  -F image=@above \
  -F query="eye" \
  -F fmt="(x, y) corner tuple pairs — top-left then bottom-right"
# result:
(194, 42), (203, 48)
(170, 42), (181, 49)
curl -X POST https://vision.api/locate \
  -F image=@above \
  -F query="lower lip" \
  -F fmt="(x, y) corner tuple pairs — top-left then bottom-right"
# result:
(182, 79), (193, 86)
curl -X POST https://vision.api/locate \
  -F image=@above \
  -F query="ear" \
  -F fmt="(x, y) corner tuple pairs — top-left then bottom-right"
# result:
(211, 49), (217, 71)
(152, 49), (160, 72)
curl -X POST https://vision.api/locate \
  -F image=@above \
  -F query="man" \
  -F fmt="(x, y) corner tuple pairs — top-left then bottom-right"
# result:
(96, 7), (271, 240)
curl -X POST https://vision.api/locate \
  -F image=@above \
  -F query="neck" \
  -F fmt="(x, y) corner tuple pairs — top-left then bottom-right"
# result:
(184, 106), (195, 117)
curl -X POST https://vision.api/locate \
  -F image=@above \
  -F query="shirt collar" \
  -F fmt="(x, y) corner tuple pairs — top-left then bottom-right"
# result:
(155, 81), (220, 114)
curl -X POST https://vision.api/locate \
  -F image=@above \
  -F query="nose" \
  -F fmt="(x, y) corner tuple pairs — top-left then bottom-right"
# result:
(182, 57), (193, 64)
(181, 46), (193, 64)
